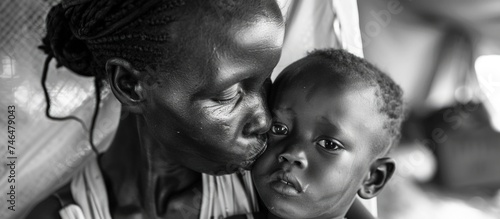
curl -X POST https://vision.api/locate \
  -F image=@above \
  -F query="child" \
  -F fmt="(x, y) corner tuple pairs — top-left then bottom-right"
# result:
(251, 49), (404, 219)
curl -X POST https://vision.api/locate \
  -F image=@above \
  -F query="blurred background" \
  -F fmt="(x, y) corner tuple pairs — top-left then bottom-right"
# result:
(356, 1), (500, 219)
(0, 0), (499, 218)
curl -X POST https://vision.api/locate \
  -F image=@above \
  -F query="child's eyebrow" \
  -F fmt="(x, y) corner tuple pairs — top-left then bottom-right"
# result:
(318, 116), (339, 129)
(317, 116), (355, 149)
(272, 107), (296, 118)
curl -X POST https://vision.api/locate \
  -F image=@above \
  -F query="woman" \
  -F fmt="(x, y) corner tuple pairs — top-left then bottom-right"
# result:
(29, 0), (283, 218)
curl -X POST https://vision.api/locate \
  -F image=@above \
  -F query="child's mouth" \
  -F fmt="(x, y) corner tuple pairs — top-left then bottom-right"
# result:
(269, 170), (305, 196)
(280, 179), (293, 186)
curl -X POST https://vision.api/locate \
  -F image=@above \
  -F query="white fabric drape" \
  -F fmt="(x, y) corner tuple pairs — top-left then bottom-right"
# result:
(200, 171), (259, 219)
(59, 158), (112, 219)
(273, 0), (364, 79)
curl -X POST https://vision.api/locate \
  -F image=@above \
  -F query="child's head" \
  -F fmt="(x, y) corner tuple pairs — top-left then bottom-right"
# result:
(252, 49), (404, 219)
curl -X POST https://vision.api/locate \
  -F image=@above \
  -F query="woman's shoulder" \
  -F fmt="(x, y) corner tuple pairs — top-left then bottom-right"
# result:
(25, 183), (72, 219)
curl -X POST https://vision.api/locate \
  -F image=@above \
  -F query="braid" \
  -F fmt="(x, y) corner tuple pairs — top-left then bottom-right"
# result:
(71, 0), (184, 72)
(145, 0), (185, 16)
(87, 33), (170, 44)
(40, 55), (87, 131)
(89, 77), (102, 155)
(101, 0), (140, 28)
(144, 16), (175, 26)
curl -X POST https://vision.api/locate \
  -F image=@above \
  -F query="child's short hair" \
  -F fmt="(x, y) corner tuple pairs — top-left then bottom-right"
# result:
(275, 49), (404, 153)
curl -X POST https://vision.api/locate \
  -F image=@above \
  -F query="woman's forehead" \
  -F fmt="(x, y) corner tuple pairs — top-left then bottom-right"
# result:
(162, 21), (282, 97)
(232, 18), (284, 52)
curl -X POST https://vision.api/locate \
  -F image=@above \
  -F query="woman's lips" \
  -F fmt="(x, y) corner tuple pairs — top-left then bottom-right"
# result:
(268, 170), (305, 197)
(247, 134), (268, 161)
(240, 136), (268, 170)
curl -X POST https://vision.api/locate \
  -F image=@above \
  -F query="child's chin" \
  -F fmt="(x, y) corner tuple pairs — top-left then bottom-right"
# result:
(267, 205), (308, 219)
(263, 198), (308, 219)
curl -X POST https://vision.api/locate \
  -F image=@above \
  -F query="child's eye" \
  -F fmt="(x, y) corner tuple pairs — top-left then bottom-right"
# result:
(213, 85), (241, 104)
(317, 139), (344, 151)
(270, 123), (288, 135)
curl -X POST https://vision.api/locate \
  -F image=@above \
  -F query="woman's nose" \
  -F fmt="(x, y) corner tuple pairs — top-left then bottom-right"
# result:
(242, 96), (271, 136)
(278, 148), (308, 169)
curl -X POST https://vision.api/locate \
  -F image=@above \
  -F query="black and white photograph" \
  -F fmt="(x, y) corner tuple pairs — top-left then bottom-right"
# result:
(0, 0), (499, 218)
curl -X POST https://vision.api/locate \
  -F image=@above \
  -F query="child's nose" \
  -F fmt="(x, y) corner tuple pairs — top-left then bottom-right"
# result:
(277, 150), (308, 169)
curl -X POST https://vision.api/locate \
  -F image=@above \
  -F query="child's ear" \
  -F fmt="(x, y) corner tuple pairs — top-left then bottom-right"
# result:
(358, 157), (395, 199)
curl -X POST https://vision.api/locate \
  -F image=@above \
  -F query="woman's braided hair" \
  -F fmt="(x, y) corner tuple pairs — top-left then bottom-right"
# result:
(40, 0), (186, 154)
(40, 0), (282, 154)
(42, 0), (184, 78)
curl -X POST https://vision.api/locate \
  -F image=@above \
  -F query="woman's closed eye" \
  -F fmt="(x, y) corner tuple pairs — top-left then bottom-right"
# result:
(213, 84), (241, 104)
(317, 138), (344, 151)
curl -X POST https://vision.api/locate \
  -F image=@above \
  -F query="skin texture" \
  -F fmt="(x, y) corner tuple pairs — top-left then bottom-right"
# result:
(252, 58), (395, 219)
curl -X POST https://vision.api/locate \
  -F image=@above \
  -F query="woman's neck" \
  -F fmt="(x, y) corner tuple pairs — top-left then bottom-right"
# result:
(99, 113), (200, 218)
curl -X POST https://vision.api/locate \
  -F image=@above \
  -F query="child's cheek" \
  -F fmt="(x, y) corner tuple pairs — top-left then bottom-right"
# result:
(253, 138), (280, 173)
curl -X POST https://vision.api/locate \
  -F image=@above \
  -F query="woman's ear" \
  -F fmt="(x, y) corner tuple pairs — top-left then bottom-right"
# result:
(358, 157), (396, 199)
(106, 58), (145, 113)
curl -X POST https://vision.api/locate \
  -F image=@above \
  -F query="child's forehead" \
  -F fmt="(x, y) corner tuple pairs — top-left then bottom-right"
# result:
(273, 56), (383, 116)
(280, 58), (358, 89)
(278, 68), (367, 102)
(276, 76), (379, 118)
